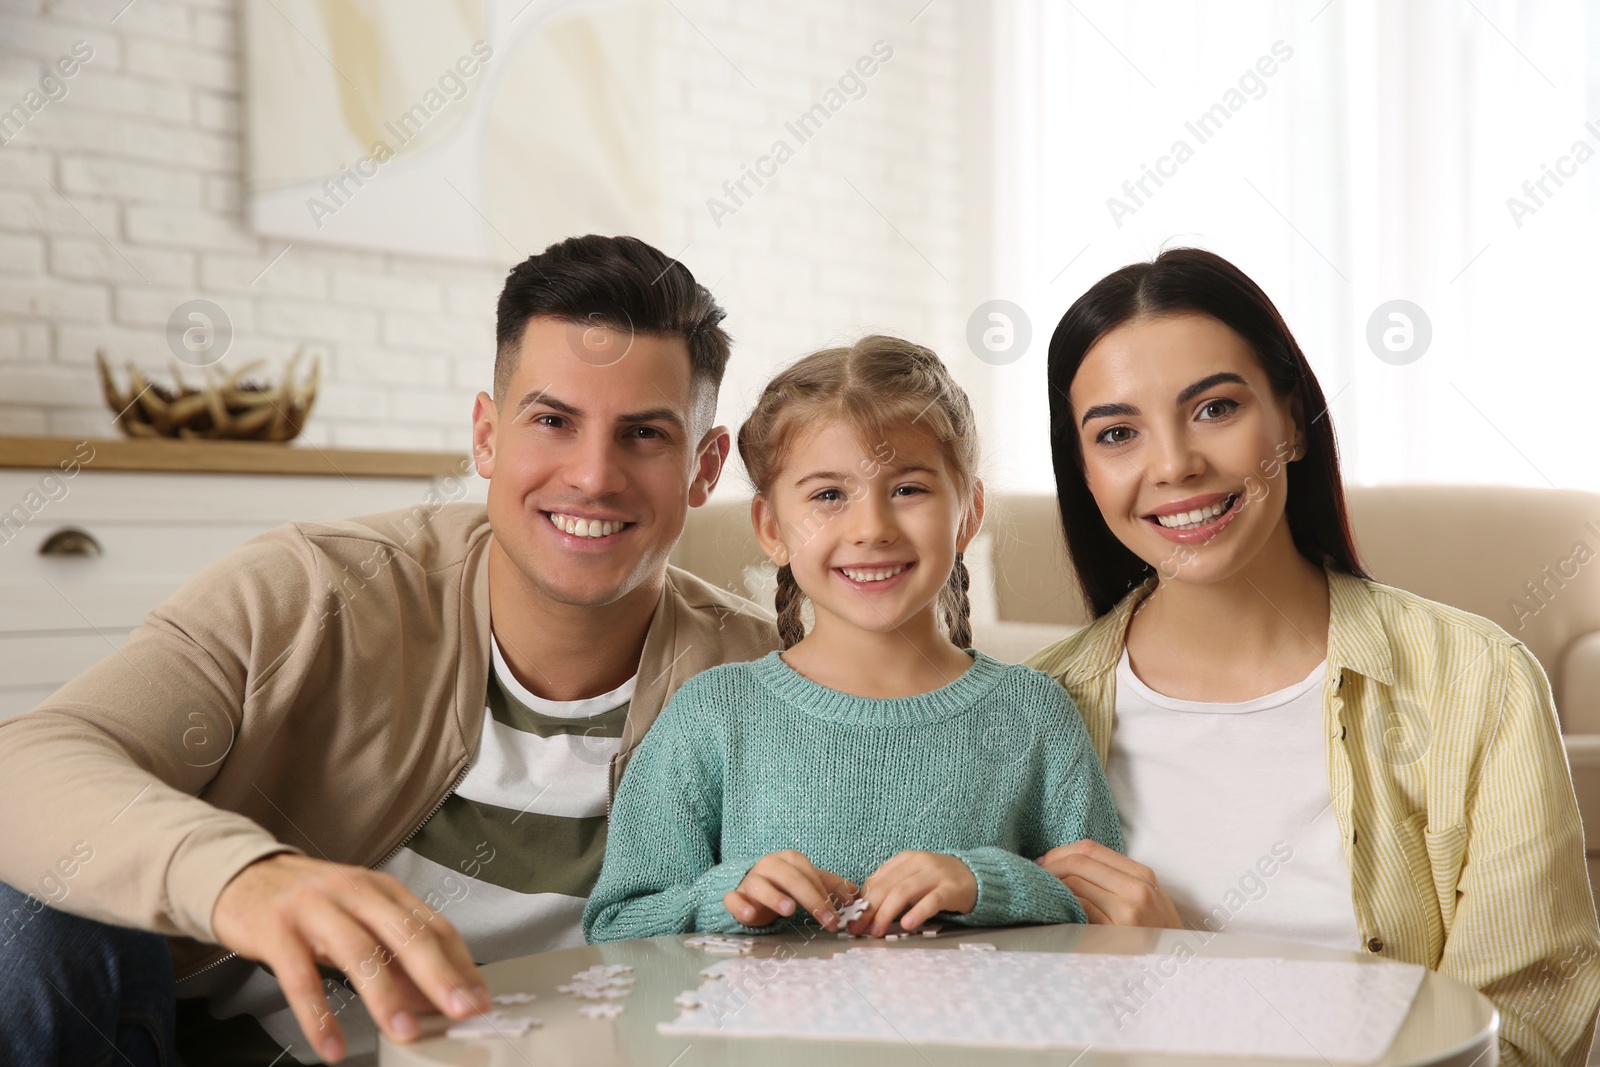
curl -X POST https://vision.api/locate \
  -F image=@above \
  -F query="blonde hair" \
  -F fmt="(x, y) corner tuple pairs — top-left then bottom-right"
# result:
(736, 335), (980, 649)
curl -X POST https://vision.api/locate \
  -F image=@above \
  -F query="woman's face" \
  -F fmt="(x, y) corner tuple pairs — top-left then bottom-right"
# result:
(1070, 312), (1303, 586)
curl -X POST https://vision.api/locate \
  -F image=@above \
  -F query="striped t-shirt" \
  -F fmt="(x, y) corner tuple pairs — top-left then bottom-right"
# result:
(174, 637), (632, 1065)
(375, 637), (632, 958)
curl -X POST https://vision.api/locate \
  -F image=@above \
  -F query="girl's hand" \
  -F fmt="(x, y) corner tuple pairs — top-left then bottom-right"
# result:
(725, 851), (858, 931)
(851, 851), (977, 937)
(1035, 840), (1183, 928)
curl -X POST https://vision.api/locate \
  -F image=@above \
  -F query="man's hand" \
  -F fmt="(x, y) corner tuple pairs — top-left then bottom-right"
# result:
(850, 851), (976, 937)
(210, 853), (490, 1063)
(723, 851), (857, 931)
(1035, 839), (1183, 928)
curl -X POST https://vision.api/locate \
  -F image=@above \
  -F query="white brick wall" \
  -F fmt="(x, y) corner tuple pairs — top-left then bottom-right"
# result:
(0, 0), (981, 460)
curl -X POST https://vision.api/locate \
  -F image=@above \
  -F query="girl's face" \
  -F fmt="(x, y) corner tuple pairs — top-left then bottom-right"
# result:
(752, 420), (981, 642)
(1070, 312), (1303, 587)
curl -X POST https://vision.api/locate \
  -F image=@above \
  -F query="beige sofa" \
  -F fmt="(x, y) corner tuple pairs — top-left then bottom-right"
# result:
(673, 486), (1600, 895)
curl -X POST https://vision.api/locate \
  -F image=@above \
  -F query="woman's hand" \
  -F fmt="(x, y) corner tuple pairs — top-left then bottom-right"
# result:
(1035, 840), (1183, 928)
(724, 851), (857, 930)
(851, 851), (977, 937)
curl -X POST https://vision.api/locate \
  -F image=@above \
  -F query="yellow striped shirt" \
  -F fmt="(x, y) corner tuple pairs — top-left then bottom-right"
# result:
(1025, 568), (1600, 1066)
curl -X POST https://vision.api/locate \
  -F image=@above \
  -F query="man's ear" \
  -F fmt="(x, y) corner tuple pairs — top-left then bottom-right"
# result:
(471, 392), (497, 479)
(957, 477), (986, 553)
(688, 427), (731, 508)
(750, 494), (788, 566)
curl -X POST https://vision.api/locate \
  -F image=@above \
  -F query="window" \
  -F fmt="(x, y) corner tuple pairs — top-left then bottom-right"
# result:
(991, 0), (1599, 492)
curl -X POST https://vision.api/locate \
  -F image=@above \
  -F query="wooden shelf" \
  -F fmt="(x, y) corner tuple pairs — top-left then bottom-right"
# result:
(0, 436), (471, 479)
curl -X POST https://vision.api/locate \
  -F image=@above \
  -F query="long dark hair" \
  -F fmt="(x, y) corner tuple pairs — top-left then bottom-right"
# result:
(1048, 247), (1368, 618)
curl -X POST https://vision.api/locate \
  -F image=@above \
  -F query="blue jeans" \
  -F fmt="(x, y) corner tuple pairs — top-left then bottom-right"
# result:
(0, 879), (176, 1067)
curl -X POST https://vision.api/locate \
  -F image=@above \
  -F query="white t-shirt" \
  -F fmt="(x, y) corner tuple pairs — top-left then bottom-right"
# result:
(1108, 649), (1362, 951)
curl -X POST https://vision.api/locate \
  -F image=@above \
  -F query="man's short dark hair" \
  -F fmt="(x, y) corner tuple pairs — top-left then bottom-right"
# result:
(494, 235), (731, 410)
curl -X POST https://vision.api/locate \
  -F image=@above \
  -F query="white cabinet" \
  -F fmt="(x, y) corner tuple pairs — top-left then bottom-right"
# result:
(0, 437), (479, 718)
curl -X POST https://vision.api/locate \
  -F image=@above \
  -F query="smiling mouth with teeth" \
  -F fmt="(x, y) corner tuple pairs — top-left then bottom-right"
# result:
(837, 563), (910, 583)
(546, 511), (629, 539)
(1150, 494), (1238, 531)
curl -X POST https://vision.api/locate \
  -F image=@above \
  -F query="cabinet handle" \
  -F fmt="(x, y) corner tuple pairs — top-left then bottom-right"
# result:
(38, 527), (103, 558)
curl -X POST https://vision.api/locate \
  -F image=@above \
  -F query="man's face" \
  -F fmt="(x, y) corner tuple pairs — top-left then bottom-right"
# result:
(472, 317), (727, 608)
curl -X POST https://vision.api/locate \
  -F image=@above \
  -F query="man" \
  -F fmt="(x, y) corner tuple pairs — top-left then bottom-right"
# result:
(0, 235), (780, 1065)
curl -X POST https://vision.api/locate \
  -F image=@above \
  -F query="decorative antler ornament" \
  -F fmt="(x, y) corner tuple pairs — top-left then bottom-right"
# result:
(96, 348), (321, 442)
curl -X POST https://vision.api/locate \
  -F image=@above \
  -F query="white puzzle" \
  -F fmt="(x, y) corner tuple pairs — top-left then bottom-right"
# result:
(659, 947), (1426, 1063)
(838, 898), (870, 924)
(445, 1011), (540, 1039)
(558, 963), (638, 1019)
(684, 934), (756, 955)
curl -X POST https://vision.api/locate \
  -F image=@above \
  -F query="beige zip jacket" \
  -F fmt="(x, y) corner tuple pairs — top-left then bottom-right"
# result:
(1026, 569), (1600, 1067)
(0, 503), (781, 980)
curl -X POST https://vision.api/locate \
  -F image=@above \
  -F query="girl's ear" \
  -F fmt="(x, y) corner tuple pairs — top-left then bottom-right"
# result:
(750, 493), (789, 565)
(957, 478), (986, 553)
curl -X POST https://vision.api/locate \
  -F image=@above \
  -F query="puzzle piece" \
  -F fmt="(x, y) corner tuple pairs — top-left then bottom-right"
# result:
(445, 1010), (540, 1039)
(685, 933), (756, 955)
(578, 1002), (625, 1019)
(491, 992), (537, 1005)
(558, 962), (639, 1006)
(838, 898), (870, 924)
(569, 987), (631, 1000)
(838, 921), (947, 940)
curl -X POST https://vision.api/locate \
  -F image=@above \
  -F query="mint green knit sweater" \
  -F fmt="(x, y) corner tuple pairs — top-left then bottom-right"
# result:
(583, 649), (1122, 943)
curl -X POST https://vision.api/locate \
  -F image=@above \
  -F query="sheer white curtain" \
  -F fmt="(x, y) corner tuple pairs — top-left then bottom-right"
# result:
(985, 0), (1599, 493)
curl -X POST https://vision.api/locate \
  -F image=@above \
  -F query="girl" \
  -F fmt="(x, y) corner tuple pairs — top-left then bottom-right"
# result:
(584, 335), (1121, 941)
(1025, 248), (1600, 1065)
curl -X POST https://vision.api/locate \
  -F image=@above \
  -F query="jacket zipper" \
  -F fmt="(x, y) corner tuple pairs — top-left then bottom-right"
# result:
(178, 762), (475, 983)
(374, 762), (473, 868)
(605, 753), (618, 820)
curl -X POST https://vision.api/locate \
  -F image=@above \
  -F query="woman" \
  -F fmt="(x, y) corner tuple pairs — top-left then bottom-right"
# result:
(1025, 247), (1600, 1066)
